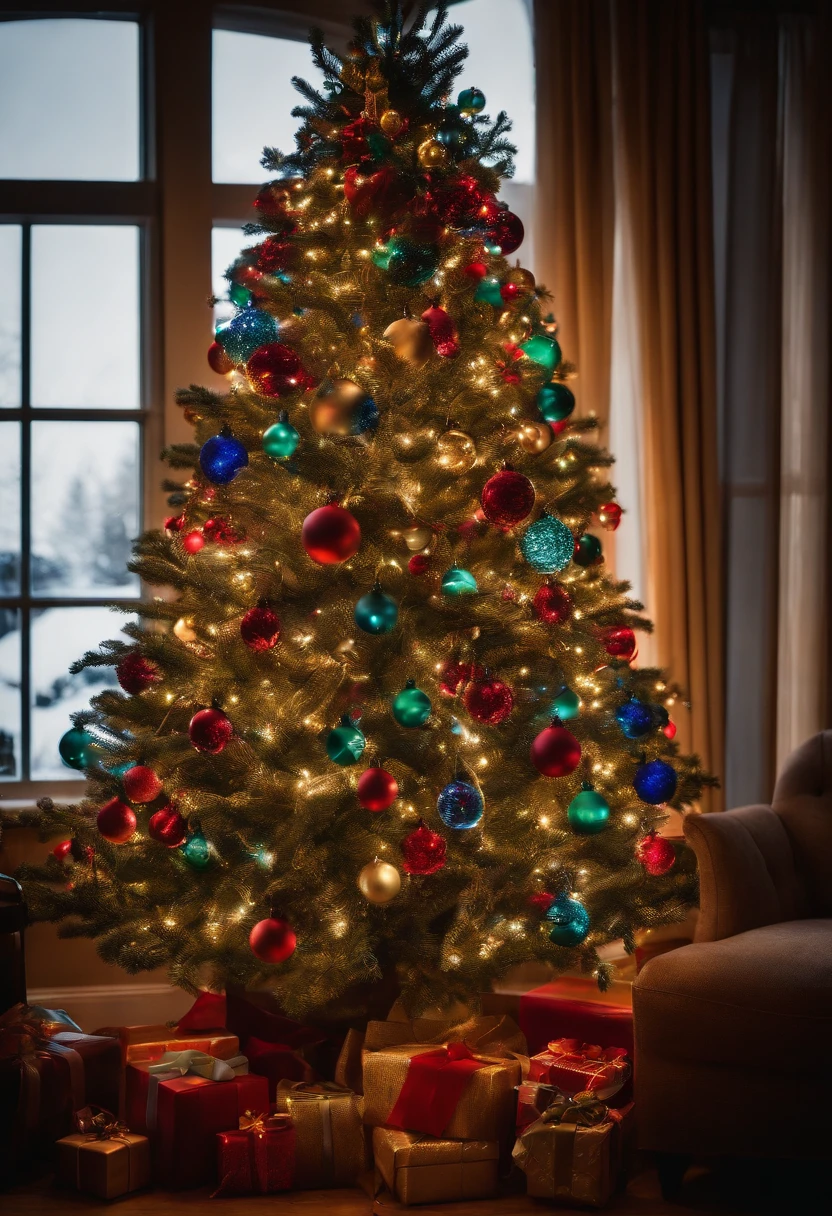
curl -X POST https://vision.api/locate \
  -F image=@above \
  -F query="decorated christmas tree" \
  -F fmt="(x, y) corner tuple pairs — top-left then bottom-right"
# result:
(18, 3), (709, 1019)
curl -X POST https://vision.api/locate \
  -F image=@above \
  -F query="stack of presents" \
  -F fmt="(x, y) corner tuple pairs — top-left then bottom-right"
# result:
(0, 877), (635, 1207)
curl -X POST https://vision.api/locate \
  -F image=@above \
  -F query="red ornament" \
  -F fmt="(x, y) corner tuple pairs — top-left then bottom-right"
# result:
(598, 503), (622, 531)
(256, 236), (297, 274)
(636, 832), (676, 876)
(401, 820), (447, 875)
(439, 659), (482, 697)
(531, 724), (582, 777)
(188, 707), (233, 754)
(343, 165), (412, 218)
(183, 530), (205, 554)
(463, 261), (488, 280)
(500, 282), (521, 303)
(532, 582), (572, 625)
(164, 514), (185, 533)
(97, 798), (137, 844)
(302, 504), (361, 565)
(246, 343), (312, 398)
(208, 341), (234, 375)
(203, 517), (244, 545)
(240, 604), (281, 652)
(421, 305), (459, 358)
(148, 804), (188, 847)
(481, 469), (535, 528)
(662, 720), (677, 740)
(437, 175), (492, 228)
(249, 916), (297, 964)
(528, 891), (556, 915)
(463, 675), (514, 725)
(487, 209), (524, 254)
(117, 653), (161, 695)
(254, 182), (299, 233)
(357, 766), (399, 812)
(339, 116), (376, 163)
(600, 626), (637, 660)
(408, 553), (430, 575)
(52, 839), (73, 861)
(123, 765), (163, 804)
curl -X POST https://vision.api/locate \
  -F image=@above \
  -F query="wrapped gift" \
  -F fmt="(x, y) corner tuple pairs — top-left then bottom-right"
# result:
(362, 1011), (526, 1142)
(213, 1110), (295, 1197)
(126, 1054), (267, 1189)
(273, 1080), (369, 1187)
(373, 1126), (499, 1205)
(56, 1106), (150, 1199)
(95, 1022), (240, 1069)
(519, 977), (633, 1057)
(512, 1095), (634, 1208)
(528, 1039), (630, 1101)
(515, 1080), (561, 1132)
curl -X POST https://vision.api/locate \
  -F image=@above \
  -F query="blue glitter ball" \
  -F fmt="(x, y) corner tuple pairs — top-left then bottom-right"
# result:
(520, 515), (575, 573)
(199, 429), (249, 485)
(633, 758), (678, 804)
(215, 307), (279, 364)
(352, 393), (380, 434)
(616, 698), (654, 739)
(437, 779), (484, 830)
(546, 893), (591, 946)
(354, 585), (398, 635)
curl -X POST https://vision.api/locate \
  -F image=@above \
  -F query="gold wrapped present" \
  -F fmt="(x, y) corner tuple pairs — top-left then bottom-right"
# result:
(373, 1127), (499, 1205)
(55, 1108), (150, 1199)
(95, 1023), (240, 1068)
(273, 1080), (370, 1187)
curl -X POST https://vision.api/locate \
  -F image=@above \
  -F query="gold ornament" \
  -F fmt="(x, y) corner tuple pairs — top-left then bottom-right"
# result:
(402, 525), (432, 551)
(173, 617), (197, 644)
(310, 379), (367, 436)
(514, 268), (536, 292)
(383, 317), (434, 368)
(517, 421), (553, 454)
(379, 109), (404, 137)
(358, 858), (401, 904)
(418, 138), (449, 169)
(436, 429), (477, 473)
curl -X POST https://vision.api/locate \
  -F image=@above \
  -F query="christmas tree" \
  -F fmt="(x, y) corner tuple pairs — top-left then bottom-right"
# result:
(19, 3), (709, 1018)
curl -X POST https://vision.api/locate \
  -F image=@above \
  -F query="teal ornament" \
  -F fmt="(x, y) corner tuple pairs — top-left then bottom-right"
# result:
(386, 239), (439, 287)
(326, 715), (366, 766)
(215, 307), (278, 364)
(355, 583), (398, 635)
(458, 87), (486, 114)
(483, 241), (502, 256)
(520, 333), (562, 372)
(372, 244), (393, 270)
(537, 382), (576, 423)
(616, 698), (653, 739)
(58, 726), (94, 771)
(262, 412), (299, 460)
(574, 533), (602, 567)
(474, 277), (504, 307)
(437, 778), (483, 829)
(199, 428), (249, 485)
(181, 830), (211, 869)
(228, 281), (252, 308)
(567, 788), (611, 835)
(551, 686), (580, 721)
(437, 110), (470, 154)
(110, 761), (135, 779)
(633, 758), (677, 805)
(546, 894), (591, 946)
(441, 565), (478, 595)
(521, 515), (575, 573)
(392, 680), (431, 728)
(366, 130), (390, 160)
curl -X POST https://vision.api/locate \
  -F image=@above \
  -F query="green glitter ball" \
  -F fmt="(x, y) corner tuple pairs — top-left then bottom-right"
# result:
(520, 515), (574, 573)
(441, 566), (478, 595)
(392, 680), (432, 728)
(262, 414), (300, 460)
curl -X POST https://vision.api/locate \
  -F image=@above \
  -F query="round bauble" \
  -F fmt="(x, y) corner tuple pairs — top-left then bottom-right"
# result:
(600, 626), (637, 660)
(59, 726), (95, 771)
(357, 766), (399, 812)
(188, 707), (233, 754)
(379, 108), (405, 136)
(401, 821), (447, 875)
(521, 515), (575, 573)
(256, 236), (297, 274)
(401, 525), (432, 552)
(326, 717), (366, 766)
(409, 553), (430, 575)
(521, 333), (561, 372)
(263, 415), (300, 460)
(358, 858), (401, 904)
(52, 839), (73, 861)
(383, 317), (434, 368)
(616, 698), (654, 739)
(636, 832), (676, 876)
(117, 653), (161, 695)
(164, 514), (184, 533)
(537, 382), (575, 423)
(310, 379), (379, 436)
(441, 565), (478, 595)
(487, 209), (524, 255)
(551, 686), (580, 720)
(246, 342), (311, 398)
(436, 429), (477, 473)
(437, 115), (470, 154)
(546, 894), (591, 947)
(180, 829), (211, 869)
(457, 86), (486, 114)
(567, 789), (611, 835)
(302, 504), (361, 565)
(183, 530), (205, 554)
(148, 804), (188, 847)
(517, 421), (553, 454)
(598, 503), (622, 531)
(215, 307), (278, 365)
(386, 238), (440, 287)
(633, 759), (677, 805)
(531, 723), (581, 777)
(240, 604), (281, 651)
(437, 779), (483, 830)
(123, 765), (163, 804)
(417, 138), (449, 169)
(463, 676), (513, 725)
(249, 916), (297, 964)
(481, 469), (535, 527)
(199, 429), (248, 485)
(392, 681), (431, 728)
(203, 516), (243, 546)
(355, 585), (398, 635)
(574, 533), (602, 567)
(532, 582), (572, 625)
(439, 658), (482, 696)
(207, 341), (233, 375)
(97, 798), (137, 844)
(662, 719), (678, 740)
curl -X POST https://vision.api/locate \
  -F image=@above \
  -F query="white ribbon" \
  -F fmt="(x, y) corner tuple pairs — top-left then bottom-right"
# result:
(144, 1051), (248, 1132)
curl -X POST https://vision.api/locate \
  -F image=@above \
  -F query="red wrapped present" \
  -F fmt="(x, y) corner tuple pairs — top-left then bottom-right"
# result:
(519, 976), (633, 1057)
(213, 1110), (295, 1196)
(529, 1039), (630, 1101)
(515, 1080), (561, 1132)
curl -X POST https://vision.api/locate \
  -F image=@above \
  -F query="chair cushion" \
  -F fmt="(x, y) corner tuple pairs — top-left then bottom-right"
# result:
(773, 732), (832, 917)
(633, 920), (832, 1069)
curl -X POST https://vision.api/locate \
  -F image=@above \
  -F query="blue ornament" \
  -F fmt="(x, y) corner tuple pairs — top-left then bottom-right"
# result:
(199, 428), (249, 485)
(215, 307), (278, 364)
(326, 716), (366, 766)
(392, 680), (431, 728)
(441, 565), (478, 595)
(536, 382), (576, 423)
(352, 393), (380, 434)
(633, 758), (678, 804)
(546, 893), (591, 946)
(616, 698), (654, 739)
(521, 515), (574, 573)
(437, 779), (483, 829)
(355, 584), (398, 635)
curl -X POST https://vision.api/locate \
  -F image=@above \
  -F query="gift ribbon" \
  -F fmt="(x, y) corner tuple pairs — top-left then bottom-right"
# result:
(212, 1111), (295, 1197)
(518, 1094), (613, 1200)
(545, 1039), (628, 1090)
(144, 1051), (248, 1132)
(280, 1081), (353, 1187)
(74, 1104), (132, 1142)
(387, 1041), (488, 1138)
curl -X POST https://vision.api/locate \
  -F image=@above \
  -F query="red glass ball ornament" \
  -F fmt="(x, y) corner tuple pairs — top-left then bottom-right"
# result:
(208, 341), (234, 375)
(463, 261), (488, 280)
(487, 209), (524, 254)
(117, 653), (161, 695)
(97, 798), (137, 844)
(528, 891), (555, 915)
(401, 820), (447, 875)
(357, 766), (399, 812)
(164, 514), (185, 533)
(52, 839), (73, 861)
(531, 724), (582, 777)
(249, 916), (297, 964)
(463, 675), (514, 725)
(481, 469), (535, 528)
(148, 804), (188, 847)
(302, 504), (361, 565)
(123, 765), (163, 804)
(500, 282), (521, 303)
(247, 342), (311, 398)
(240, 604), (281, 652)
(188, 707), (233, 754)
(662, 719), (677, 740)
(256, 236), (297, 274)
(203, 517), (244, 545)
(636, 831), (676, 876)
(183, 530), (205, 554)
(598, 502), (622, 531)
(408, 553), (430, 575)
(532, 582), (572, 625)
(600, 626), (637, 660)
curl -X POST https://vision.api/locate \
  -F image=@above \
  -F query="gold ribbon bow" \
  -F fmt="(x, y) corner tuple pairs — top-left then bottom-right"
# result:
(541, 1091), (609, 1128)
(74, 1105), (131, 1143)
(239, 1109), (292, 1135)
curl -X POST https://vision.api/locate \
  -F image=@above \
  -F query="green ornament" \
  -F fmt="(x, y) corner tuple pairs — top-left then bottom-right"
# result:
(521, 515), (575, 573)
(474, 277), (504, 307)
(366, 130), (390, 160)
(567, 788), (611, 835)
(263, 412), (300, 460)
(326, 715), (366, 765)
(437, 109), (470, 154)
(520, 333), (562, 372)
(458, 87), (486, 114)
(372, 244), (393, 270)
(229, 281), (252, 308)
(58, 726), (95, 771)
(574, 533), (602, 567)
(392, 680), (431, 728)
(354, 583), (398, 635)
(386, 239), (439, 287)
(551, 686), (580, 720)
(441, 565), (478, 595)
(181, 830), (211, 869)
(537, 382), (575, 422)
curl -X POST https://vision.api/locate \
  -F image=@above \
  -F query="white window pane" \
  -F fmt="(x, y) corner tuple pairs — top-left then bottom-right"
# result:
(0, 19), (140, 181)
(0, 609), (21, 780)
(454, 0), (535, 183)
(31, 421), (140, 598)
(0, 226), (22, 407)
(31, 606), (127, 781)
(31, 226), (140, 409)
(213, 30), (324, 183)
(212, 226), (265, 328)
(0, 422), (20, 595)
